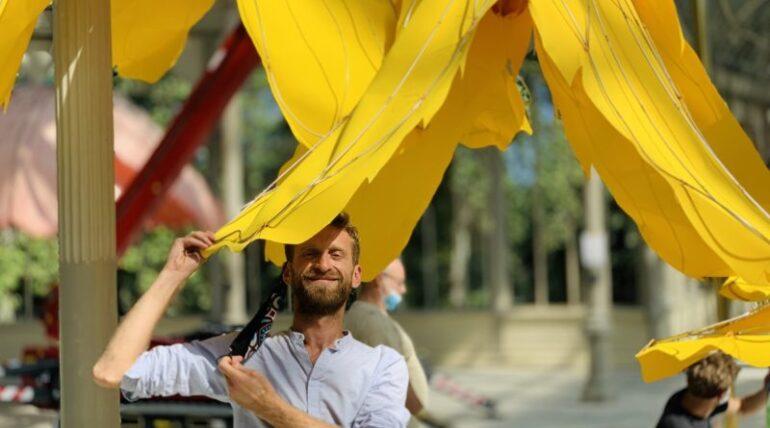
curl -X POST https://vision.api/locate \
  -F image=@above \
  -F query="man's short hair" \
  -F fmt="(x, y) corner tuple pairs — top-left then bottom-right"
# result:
(284, 213), (361, 264)
(686, 351), (740, 398)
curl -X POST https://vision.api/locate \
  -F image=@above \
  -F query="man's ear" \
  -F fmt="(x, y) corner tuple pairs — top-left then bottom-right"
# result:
(281, 262), (291, 285)
(351, 265), (363, 289)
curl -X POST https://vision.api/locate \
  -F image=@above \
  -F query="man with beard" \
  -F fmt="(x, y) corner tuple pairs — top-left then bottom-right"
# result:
(93, 214), (410, 427)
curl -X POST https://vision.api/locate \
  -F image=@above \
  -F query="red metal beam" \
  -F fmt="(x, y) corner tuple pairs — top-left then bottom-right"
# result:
(116, 24), (260, 255)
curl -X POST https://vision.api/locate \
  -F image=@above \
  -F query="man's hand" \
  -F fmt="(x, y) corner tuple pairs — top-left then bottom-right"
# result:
(219, 356), (279, 416)
(163, 231), (216, 278)
(218, 356), (338, 428)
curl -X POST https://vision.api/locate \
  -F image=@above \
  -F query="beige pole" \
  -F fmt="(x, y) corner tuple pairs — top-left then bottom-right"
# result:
(222, 93), (248, 324)
(581, 168), (612, 401)
(54, 0), (119, 425)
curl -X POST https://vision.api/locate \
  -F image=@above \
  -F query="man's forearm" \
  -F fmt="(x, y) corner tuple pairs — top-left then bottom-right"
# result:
(92, 269), (187, 388)
(406, 383), (424, 415)
(738, 388), (768, 415)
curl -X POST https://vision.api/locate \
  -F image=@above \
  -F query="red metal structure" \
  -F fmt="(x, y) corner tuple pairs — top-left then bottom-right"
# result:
(116, 24), (261, 254)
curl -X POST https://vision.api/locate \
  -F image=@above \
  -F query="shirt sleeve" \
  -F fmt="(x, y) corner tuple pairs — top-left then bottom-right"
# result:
(352, 346), (411, 428)
(120, 332), (236, 403)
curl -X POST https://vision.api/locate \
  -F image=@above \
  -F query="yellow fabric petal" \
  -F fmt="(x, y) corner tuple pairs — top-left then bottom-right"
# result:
(458, 7), (532, 150)
(720, 276), (770, 302)
(236, 0), (396, 147)
(530, 0), (770, 284)
(204, 0), (497, 275)
(264, 9), (533, 278)
(0, 0), (49, 109)
(632, 1), (770, 210)
(111, 0), (214, 82)
(636, 305), (770, 382)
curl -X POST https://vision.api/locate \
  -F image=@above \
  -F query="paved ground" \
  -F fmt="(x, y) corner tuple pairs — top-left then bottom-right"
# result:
(426, 367), (767, 427)
(0, 366), (766, 427)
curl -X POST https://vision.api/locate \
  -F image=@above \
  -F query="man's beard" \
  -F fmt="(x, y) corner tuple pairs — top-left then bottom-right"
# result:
(289, 270), (353, 316)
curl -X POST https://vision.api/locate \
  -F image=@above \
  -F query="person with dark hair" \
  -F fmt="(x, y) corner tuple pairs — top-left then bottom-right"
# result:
(656, 351), (770, 428)
(93, 213), (410, 427)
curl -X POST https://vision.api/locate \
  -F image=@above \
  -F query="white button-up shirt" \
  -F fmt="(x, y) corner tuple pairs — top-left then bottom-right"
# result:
(121, 330), (410, 427)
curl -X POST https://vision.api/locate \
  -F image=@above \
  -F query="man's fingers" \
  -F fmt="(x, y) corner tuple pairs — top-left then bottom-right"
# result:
(219, 357), (251, 383)
(183, 235), (209, 250)
(190, 231), (216, 246)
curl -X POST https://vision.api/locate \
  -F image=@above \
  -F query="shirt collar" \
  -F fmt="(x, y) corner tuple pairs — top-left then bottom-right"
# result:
(287, 329), (352, 352)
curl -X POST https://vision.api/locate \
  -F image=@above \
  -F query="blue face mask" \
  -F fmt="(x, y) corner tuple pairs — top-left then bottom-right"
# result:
(384, 292), (402, 312)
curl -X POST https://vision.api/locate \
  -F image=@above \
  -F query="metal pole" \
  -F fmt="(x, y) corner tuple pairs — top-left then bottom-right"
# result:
(53, 0), (119, 425)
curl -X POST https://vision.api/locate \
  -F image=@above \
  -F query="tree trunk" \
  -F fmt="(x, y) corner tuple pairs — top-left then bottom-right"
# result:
(420, 205), (440, 308)
(565, 219), (581, 305)
(449, 180), (472, 308)
(532, 184), (548, 305)
(484, 148), (512, 312)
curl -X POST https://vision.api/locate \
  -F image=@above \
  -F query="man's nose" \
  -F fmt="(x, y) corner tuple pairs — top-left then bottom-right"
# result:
(314, 253), (334, 271)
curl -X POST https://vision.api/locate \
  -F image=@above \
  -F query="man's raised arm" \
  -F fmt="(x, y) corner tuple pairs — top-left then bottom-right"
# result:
(92, 231), (215, 388)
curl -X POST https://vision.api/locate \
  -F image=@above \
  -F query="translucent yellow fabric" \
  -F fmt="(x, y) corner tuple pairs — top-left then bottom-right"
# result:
(112, 0), (214, 82)
(636, 306), (770, 382)
(236, 0), (395, 148)
(0, 0), (213, 107)
(720, 276), (770, 302)
(262, 9), (532, 276)
(0, 0), (49, 109)
(204, 1), (534, 279)
(530, 0), (770, 286)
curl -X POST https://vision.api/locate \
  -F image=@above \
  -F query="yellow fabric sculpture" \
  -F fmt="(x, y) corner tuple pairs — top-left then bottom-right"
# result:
(0, 0), (49, 109)
(111, 0), (214, 82)
(720, 276), (770, 302)
(0, 0), (213, 108)
(3, 0), (770, 380)
(530, 0), (770, 288)
(204, 0), (532, 280)
(636, 305), (770, 383)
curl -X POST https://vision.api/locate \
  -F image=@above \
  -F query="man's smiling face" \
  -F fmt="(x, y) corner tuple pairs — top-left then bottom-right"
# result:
(283, 225), (362, 316)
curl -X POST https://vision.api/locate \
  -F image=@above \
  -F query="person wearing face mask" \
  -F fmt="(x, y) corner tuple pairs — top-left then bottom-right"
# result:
(345, 258), (444, 428)
(656, 351), (770, 428)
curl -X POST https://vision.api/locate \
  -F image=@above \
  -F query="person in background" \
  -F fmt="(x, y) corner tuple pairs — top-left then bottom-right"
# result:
(346, 258), (446, 427)
(657, 351), (770, 428)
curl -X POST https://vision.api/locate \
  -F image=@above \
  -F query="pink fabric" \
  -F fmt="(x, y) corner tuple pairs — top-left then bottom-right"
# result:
(0, 85), (224, 238)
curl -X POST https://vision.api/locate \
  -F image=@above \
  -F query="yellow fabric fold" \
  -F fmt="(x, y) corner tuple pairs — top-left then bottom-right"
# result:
(530, 0), (770, 285)
(720, 276), (770, 302)
(204, 0), (502, 277)
(112, 0), (215, 82)
(0, 0), (50, 109)
(1, 0), (213, 106)
(636, 305), (770, 382)
(236, 0), (396, 148)
(263, 9), (532, 277)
